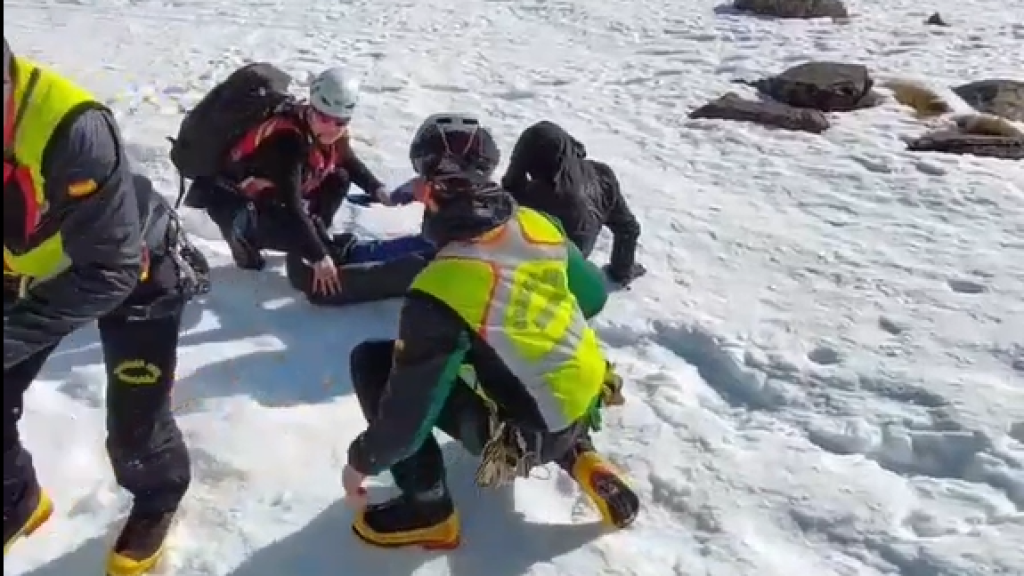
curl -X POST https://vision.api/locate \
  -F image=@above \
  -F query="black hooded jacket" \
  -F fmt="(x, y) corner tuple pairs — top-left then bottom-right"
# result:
(501, 121), (640, 280)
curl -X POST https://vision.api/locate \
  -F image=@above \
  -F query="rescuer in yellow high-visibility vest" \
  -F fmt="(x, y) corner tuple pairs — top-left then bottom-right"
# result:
(341, 113), (639, 550)
(4, 38), (209, 575)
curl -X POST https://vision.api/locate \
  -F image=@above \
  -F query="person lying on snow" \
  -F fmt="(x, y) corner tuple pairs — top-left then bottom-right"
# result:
(4, 38), (210, 575)
(182, 66), (398, 291)
(283, 114), (501, 306)
(282, 224), (435, 307)
(502, 120), (646, 287)
(340, 112), (639, 549)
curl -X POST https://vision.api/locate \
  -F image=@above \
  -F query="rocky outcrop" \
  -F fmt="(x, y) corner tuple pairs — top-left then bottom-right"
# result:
(732, 0), (849, 19)
(906, 133), (1023, 159)
(906, 114), (1023, 159)
(689, 92), (831, 133)
(751, 62), (878, 112)
(952, 79), (1024, 122)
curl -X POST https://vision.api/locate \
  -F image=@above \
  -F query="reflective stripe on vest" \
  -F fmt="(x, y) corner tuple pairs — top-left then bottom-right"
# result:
(410, 207), (606, 431)
(3, 59), (97, 282)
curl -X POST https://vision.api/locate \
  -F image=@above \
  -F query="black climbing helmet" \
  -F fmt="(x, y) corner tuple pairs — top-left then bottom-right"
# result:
(408, 113), (500, 179)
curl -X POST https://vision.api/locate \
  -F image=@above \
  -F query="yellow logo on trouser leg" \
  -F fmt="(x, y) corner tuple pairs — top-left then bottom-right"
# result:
(113, 360), (162, 386)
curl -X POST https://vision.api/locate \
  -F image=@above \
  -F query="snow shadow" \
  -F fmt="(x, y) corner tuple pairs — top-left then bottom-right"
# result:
(166, 261), (403, 410)
(30, 259), (403, 412)
(227, 442), (605, 576)
(21, 526), (117, 576)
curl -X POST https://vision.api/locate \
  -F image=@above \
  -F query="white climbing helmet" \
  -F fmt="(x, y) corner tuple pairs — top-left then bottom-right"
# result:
(309, 66), (360, 120)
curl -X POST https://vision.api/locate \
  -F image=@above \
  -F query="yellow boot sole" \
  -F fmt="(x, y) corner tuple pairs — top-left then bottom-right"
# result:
(352, 510), (461, 550)
(4, 490), (54, 556)
(106, 543), (166, 576)
(572, 452), (640, 529)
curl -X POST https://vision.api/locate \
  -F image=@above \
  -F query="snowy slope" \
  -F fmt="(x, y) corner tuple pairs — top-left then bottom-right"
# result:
(4, 0), (1023, 574)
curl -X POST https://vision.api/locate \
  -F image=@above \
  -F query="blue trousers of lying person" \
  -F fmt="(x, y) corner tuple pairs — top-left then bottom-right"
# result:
(344, 234), (436, 265)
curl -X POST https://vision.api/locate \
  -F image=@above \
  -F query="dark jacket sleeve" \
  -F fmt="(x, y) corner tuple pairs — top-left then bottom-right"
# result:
(250, 132), (330, 262)
(4, 108), (141, 370)
(500, 130), (530, 197)
(347, 293), (469, 475)
(340, 143), (384, 194)
(592, 161), (640, 276)
(517, 180), (597, 257)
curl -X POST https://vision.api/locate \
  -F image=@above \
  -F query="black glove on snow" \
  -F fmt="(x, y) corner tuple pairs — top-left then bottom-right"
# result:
(604, 262), (647, 288)
(346, 193), (380, 207)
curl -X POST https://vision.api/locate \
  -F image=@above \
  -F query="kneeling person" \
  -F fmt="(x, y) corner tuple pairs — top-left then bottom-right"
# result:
(341, 113), (639, 548)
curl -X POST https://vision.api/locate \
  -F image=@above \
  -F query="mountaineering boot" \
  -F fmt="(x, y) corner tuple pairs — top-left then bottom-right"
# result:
(105, 508), (176, 576)
(352, 487), (461, 550)
(224, 205), (265, 270)
(226, 233), (265, 270)
(3, 485), (54, 556)
(569, 451), (640, 529)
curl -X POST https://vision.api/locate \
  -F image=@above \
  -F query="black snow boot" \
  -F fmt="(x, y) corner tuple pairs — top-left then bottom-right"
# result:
(215, 203), (264, 271)
(352, 486), (460, 550)
(105, 508), (176, 576)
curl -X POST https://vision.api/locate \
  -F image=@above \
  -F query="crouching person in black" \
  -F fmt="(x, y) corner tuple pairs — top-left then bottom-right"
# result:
(4, 40), (210, 575)
(184, 66), (387, 298)
(503, 120), (646, 287)
(340, 113), (639, 549)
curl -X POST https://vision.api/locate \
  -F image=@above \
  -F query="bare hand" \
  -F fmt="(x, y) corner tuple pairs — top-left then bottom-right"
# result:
(342, 465), (367, 507)
(312, 257), (341, 295)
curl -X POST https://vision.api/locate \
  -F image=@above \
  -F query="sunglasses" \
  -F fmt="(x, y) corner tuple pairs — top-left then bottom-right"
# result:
(312, 107), (349, 128)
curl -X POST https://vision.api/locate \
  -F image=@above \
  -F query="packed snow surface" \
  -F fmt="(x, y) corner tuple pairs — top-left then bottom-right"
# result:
(4, 0), (1023, 574)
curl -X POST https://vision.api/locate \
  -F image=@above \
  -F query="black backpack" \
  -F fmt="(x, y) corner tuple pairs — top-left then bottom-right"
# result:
(169, 62), (294, 186)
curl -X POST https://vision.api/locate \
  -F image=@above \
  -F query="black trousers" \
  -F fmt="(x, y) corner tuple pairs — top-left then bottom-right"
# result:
(3, 257), (191, 542)
(192, 174), (351, 258)
(349, 340), (592, 495)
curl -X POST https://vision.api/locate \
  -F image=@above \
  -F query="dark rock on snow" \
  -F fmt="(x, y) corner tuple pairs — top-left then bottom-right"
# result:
(689, 92), (831, 133)
(753, 62), (877, 112)
(925, 12), (949, 26)
(732, 0), (849, 19)
(952, 79), (1024, 122)
(906, 133), (1024, 160)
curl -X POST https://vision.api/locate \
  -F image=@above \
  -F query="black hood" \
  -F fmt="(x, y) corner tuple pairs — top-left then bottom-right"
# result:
(502, 120), (587, 197)
(421, 173), (515, 247)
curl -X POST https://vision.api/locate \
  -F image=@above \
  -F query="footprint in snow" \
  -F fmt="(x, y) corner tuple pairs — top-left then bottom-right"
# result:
(947, 278), (988, 294)
(878, 315), (908, 335)
(1009, 422), (1024, 443)
(807, 344), (842, 366)
(1011, 357), (1024, 372)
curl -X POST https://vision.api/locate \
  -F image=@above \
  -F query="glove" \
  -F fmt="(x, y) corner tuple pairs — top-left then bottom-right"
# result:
(603, 262), (647, 288)
(389, 179), (417, 205)
(346, 193), (379, 207)
(347, 180), (417, 207)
